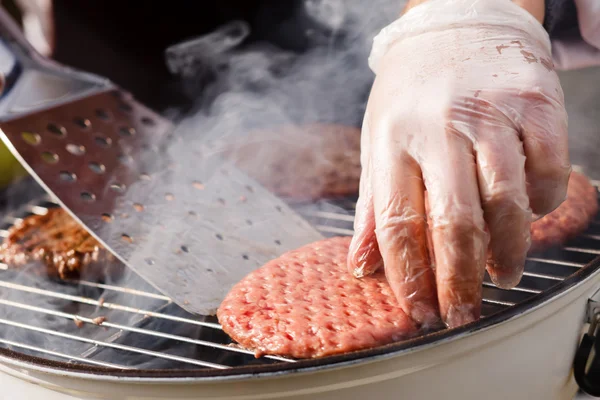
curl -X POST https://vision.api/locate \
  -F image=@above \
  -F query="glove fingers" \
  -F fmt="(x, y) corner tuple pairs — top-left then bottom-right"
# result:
(348, 115), (383, 277)
(371, 139), (439, 328)
(422, 129), (487, 328)
(348, 189), (383, 278)
(475, 129), (532, 289)
(521, 90), (571, 215)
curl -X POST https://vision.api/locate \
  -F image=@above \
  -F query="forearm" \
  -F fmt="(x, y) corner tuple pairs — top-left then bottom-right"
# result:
(401, 0), (545, 23)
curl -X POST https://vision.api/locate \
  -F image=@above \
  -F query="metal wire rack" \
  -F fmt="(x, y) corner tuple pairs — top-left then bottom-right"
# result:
(0, 181), (599, 370)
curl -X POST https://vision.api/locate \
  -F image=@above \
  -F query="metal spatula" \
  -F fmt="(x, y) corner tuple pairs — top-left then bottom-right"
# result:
(0, 9), (323, 315)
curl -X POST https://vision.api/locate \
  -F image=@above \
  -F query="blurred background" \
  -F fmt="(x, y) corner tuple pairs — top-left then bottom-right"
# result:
(0, 0), (597, 181)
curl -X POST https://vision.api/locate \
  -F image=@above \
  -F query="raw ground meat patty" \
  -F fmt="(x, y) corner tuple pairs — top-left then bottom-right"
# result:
(217, 236), (418, 359)
(529, 171), (598, 251)
(224, 123), (361, 200)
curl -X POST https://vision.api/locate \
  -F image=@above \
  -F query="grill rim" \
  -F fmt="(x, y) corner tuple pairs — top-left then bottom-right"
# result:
(1, 253), (599, 382)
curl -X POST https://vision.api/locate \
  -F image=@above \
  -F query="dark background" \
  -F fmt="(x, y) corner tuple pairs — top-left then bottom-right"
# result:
(49, 0), (310, 111)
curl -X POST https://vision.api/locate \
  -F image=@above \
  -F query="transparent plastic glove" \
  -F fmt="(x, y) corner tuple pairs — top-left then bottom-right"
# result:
(348, 0), (570, 329)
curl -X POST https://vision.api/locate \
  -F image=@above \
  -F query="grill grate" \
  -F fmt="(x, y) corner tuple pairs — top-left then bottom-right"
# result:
(0, 183), (599, 370)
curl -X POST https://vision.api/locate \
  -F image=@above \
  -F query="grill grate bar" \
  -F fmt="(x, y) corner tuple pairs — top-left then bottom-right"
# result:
(482, 282), (541, 294)
(0, 318), (228, 369)
(563, 246), (600, 255)
(61, 279), (172, 301)
(0, 280), (221, 329)
(521, 271), (568, 281)
(0, 338), (131, 369)
(581, 234), (600, 241)
(525, 257), (584, 268)
(0, 298), (293, 363)
(482, 298), (516, 307)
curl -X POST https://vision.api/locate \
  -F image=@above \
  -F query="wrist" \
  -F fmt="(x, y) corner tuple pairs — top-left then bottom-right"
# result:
(402, 0), (545, 24)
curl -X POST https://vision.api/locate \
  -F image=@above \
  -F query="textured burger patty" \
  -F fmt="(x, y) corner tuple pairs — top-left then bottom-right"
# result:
(0, 208), (118, 280)
(217, 236), (418, 359)
(225, 123), (361, 200)
(529, 171), (598, 251)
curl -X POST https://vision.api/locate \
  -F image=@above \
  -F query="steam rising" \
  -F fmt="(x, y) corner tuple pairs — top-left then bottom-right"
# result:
(172, 0), (397, 136)
(0, 0), (401, 369)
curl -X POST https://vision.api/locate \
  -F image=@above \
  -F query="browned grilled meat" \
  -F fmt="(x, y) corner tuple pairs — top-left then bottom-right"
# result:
(0, 208), (121, 280)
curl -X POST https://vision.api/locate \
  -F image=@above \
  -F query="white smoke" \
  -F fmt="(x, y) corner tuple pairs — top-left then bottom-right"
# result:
(171, 0), (399, 141)
(0, 0), (405, 369)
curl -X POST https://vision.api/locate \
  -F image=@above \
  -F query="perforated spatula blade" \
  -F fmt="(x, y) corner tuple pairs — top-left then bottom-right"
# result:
(0, 9), (323, 315)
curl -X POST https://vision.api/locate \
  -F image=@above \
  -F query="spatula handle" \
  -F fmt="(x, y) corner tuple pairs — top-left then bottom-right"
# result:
(0, 6), (111, 120)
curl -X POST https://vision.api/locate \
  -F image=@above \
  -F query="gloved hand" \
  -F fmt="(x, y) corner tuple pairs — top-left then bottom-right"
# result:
(348, 0), (570, 329)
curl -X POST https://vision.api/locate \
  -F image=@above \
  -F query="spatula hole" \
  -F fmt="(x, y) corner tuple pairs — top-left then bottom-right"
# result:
(66, 144), (85, 156)
(139, 173), (151, 181)
(181, 245), (189, 253)
(59, 171), (77, 182)
(274, 240), (281, 245)
(215, 233), (224, 241)
(246, 219), (253, 226)
(141, 116), (155, 126)
(133, 203), (144, 212)
(47, 123), (67, 137)
(21, 132), (41, 145)
(145, 258), (155, 266)
(101, 213), (113, 222)
(74, 117), (91, 129)
(89, 162), (106, 174)
(95, 109), (111, 120)
(81, 191), (96, 202)
(192, 181), (205, 190)
(119, 127), (136, 137)
(110, 183), (126, 193)
(242, 254), (249, 260)
(95, 136), (112, 148)
(121, 234), (133, 243)
(41, 151), (59, 164)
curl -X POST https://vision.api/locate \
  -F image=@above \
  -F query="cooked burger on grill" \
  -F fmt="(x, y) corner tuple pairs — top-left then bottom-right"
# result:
(224, 123), (361, 200)
(529, 170), (598, 251)
(218, 236), (419, 359)
(0, 208), (120, 280)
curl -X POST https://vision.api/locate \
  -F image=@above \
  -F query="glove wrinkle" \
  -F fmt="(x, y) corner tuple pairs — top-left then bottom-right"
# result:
(348, 0), (569, 329)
